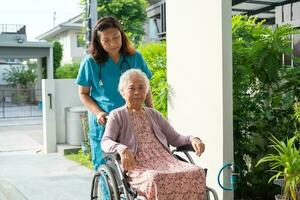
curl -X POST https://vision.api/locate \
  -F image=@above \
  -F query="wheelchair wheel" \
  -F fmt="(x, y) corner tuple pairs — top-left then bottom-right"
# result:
(205, 186), (219, 200)
(98, 164), (120, 200)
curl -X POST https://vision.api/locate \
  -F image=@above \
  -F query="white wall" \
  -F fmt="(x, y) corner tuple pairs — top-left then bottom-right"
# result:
(54, 79), (82, 143)
(42, 79), (82, 153)
(42, 79), (57, 153)
(58, 33), (72, 65)
(70, 30), (85, 62)
(60, 30), (84, 65)
(166, 0), (233, 199)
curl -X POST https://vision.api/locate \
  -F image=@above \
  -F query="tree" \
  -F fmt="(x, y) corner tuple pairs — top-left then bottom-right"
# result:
(3, 64), (36, 89)
(53, 41), (63, 78)
(81, 0), (148, 45)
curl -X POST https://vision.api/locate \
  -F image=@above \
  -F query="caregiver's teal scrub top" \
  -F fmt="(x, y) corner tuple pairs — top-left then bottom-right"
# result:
(76, 51), (152, 139)
(76, 51), (152, 112)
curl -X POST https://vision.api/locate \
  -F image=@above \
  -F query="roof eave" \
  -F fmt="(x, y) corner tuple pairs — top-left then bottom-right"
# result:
(36, 24), (83, 40)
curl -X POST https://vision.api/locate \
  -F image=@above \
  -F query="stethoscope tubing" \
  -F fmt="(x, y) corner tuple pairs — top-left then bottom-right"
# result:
(98, 54), (129, 87)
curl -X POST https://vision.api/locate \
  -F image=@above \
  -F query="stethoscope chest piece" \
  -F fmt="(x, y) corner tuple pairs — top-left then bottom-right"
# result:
(99, 80), (104, 87)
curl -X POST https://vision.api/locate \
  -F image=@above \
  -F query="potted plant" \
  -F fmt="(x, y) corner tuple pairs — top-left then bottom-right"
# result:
(256, 134), (300, 200)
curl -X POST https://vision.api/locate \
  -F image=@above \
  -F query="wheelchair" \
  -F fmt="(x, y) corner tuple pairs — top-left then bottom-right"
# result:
(91, 144), (219, 200)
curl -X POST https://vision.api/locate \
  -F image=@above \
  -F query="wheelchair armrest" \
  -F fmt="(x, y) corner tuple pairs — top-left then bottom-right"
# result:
(176, 144), (195, 152)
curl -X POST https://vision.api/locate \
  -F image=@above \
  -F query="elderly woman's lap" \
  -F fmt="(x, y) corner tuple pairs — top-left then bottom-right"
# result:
(128, 162), (206, 200)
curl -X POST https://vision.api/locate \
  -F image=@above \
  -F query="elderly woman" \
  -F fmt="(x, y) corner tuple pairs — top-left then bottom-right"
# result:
(101, 69), (206, 200)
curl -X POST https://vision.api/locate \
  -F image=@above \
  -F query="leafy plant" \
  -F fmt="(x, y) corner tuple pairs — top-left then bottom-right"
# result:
(256, 135), (300, 200)
(55, 63), (80, 79)
(3, 64), (36, 88)
(139, 42), (167, 116)
(232, 15), (300, 199)
(294, 102), (300, 123)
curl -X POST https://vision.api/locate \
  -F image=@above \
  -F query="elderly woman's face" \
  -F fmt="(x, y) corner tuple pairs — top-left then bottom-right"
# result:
(122, 75), (147, 108)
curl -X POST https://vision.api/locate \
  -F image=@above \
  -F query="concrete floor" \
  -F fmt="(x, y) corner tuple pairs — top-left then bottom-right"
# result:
(0, 118), (94, 200)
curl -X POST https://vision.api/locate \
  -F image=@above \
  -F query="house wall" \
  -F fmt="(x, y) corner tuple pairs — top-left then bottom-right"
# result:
(144, 1), (166, 42)
(275, 1), (300, 66)
(275, 2), (300, 26)
(69, 30), (85, 64)
(0, 34), (27, 43)
(57, 30), (84, 65)
(57, 32), (71, 65)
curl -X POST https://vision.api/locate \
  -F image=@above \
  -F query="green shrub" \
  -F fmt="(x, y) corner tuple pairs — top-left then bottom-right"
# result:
(294, 102), (300, 123)
(55, 63), (80, 79)
(232, 15), (300, 199)
(53, 41), (63, 78)
(3, 65), (36, 88)
(139, 42), (167, 116)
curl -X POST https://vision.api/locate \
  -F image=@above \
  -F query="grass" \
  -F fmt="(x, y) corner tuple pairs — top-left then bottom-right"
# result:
(65, 150), (93, 170)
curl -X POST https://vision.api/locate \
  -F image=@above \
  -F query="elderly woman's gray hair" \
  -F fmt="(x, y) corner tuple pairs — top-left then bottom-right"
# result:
(118, 69), (150, 93)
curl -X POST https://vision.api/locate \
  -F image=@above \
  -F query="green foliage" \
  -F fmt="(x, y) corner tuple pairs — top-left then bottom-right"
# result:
(294, 102), (300, 137)
(232, 15), (300, 199)
(55, 63), (80, 79)
(66, 150), (93, 169)
(139, 42), (167, 116)
(256, 135), (300, 200)
(41, 57), (47, 79)
(12, 92), (28, 104)
(77, 33), (86, 47)
(294, 102), (300, 123)
(3, 64), (36, 88)
(96, 0), (148, 45)
(53, 41), (63, 78)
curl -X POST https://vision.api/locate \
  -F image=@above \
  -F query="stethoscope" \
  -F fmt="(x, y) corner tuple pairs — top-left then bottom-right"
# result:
(98, 54), (130, 87)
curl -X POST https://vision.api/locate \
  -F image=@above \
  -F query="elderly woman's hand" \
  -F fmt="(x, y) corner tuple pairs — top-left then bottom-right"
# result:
(191, 137), (205, 156)
(120, 149), (136, 171)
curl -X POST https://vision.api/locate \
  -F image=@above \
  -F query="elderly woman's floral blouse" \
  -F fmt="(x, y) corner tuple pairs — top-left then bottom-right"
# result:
(127, 110), (206, 200)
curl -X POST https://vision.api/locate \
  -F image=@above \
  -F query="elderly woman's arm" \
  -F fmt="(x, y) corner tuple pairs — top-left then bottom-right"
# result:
(155, 111), (205, 156)
(101, 114), (127, 154)
(101, 114), (136, 170)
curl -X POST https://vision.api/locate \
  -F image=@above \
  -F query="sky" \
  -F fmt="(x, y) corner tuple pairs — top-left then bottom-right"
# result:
(0, 0), (82, 41)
